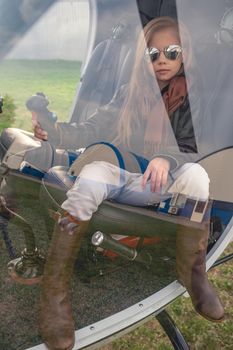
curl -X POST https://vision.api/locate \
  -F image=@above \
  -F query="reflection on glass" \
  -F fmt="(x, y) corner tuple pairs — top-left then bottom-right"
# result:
(0, 1), (232, 349)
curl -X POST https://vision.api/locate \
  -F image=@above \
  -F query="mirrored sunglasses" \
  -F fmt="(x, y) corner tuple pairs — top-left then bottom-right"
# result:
(145, 44), (182, 62)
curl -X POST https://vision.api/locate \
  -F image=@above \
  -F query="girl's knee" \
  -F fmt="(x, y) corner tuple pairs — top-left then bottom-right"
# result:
(79, 161), (121, 186)
(184, 164), (210, 199)
(189, 163), (209, 184)
(172, 163), (210, 200)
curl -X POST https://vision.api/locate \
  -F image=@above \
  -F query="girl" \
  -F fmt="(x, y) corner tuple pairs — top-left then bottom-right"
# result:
(39, 17), (224, 350)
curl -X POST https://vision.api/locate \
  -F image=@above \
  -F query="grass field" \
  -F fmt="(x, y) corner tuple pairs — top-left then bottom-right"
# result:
(102, 244), (233, 350)
(0, 59), (81, 131)
(0, 59), (232, 350)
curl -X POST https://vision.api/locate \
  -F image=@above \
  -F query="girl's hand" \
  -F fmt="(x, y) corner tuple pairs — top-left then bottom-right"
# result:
(33, 121), (48, 141)
(32, 111), (48, 140)
(142, 157), (170, 192)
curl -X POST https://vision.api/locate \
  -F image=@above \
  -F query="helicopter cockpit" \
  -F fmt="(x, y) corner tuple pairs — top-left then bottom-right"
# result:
(0, 1), (233, 349)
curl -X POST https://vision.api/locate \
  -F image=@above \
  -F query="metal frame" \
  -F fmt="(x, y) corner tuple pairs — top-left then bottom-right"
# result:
(212, 253), (233, 268)
(156, 310), (189, 350)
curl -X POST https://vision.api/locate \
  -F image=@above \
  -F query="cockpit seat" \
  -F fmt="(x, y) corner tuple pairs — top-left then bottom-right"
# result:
(40, 142), (212, 244)
(40, 138), (233, 255)
(70, 20), (138, 124)
(40, 142), (159, 242)
(41, 162), (180, 241)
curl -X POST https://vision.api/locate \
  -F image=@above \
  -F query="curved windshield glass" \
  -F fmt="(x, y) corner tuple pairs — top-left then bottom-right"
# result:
(0, 0), (89, 130)
(0, 1), (232, 350)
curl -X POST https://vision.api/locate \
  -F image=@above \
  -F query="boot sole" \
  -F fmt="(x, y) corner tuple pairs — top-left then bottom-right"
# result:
(195, 309), (225, 323)
(44, 339), (75, 350)
(45, 341), (75, 350)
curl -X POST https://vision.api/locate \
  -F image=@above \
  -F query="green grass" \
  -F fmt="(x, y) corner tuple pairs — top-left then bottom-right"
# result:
(101, 244), (233, 350)
(0, 94), (16, 131)
(0, 59), (81, 130)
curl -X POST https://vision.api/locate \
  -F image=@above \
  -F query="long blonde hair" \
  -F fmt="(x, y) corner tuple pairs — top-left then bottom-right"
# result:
(117, 16), (193, 148)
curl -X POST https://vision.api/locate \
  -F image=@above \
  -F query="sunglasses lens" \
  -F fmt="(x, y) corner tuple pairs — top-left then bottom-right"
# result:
(145, 47), (160, 62)
(164, 45), (181, 60)
(145, 45), (181, 62)
(165, 51), (179, 60)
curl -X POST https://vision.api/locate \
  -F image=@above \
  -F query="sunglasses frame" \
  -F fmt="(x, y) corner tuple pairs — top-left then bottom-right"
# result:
(145, 44), (182, 62)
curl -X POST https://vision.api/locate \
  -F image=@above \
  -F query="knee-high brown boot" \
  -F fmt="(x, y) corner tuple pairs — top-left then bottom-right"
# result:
(39, 213), (89, 350)
(176, 222), (224, 322)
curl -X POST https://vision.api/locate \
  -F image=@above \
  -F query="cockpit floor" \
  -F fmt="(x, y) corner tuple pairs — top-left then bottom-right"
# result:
(0, 197), (177, 350)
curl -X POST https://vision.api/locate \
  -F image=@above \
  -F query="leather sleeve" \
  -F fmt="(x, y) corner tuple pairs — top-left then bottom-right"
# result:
(152, 94), (202, 172)
(174, 96), (198, 154)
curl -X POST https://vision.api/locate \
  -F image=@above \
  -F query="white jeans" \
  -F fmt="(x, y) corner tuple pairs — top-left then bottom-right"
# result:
(62, 161), (210, 221)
